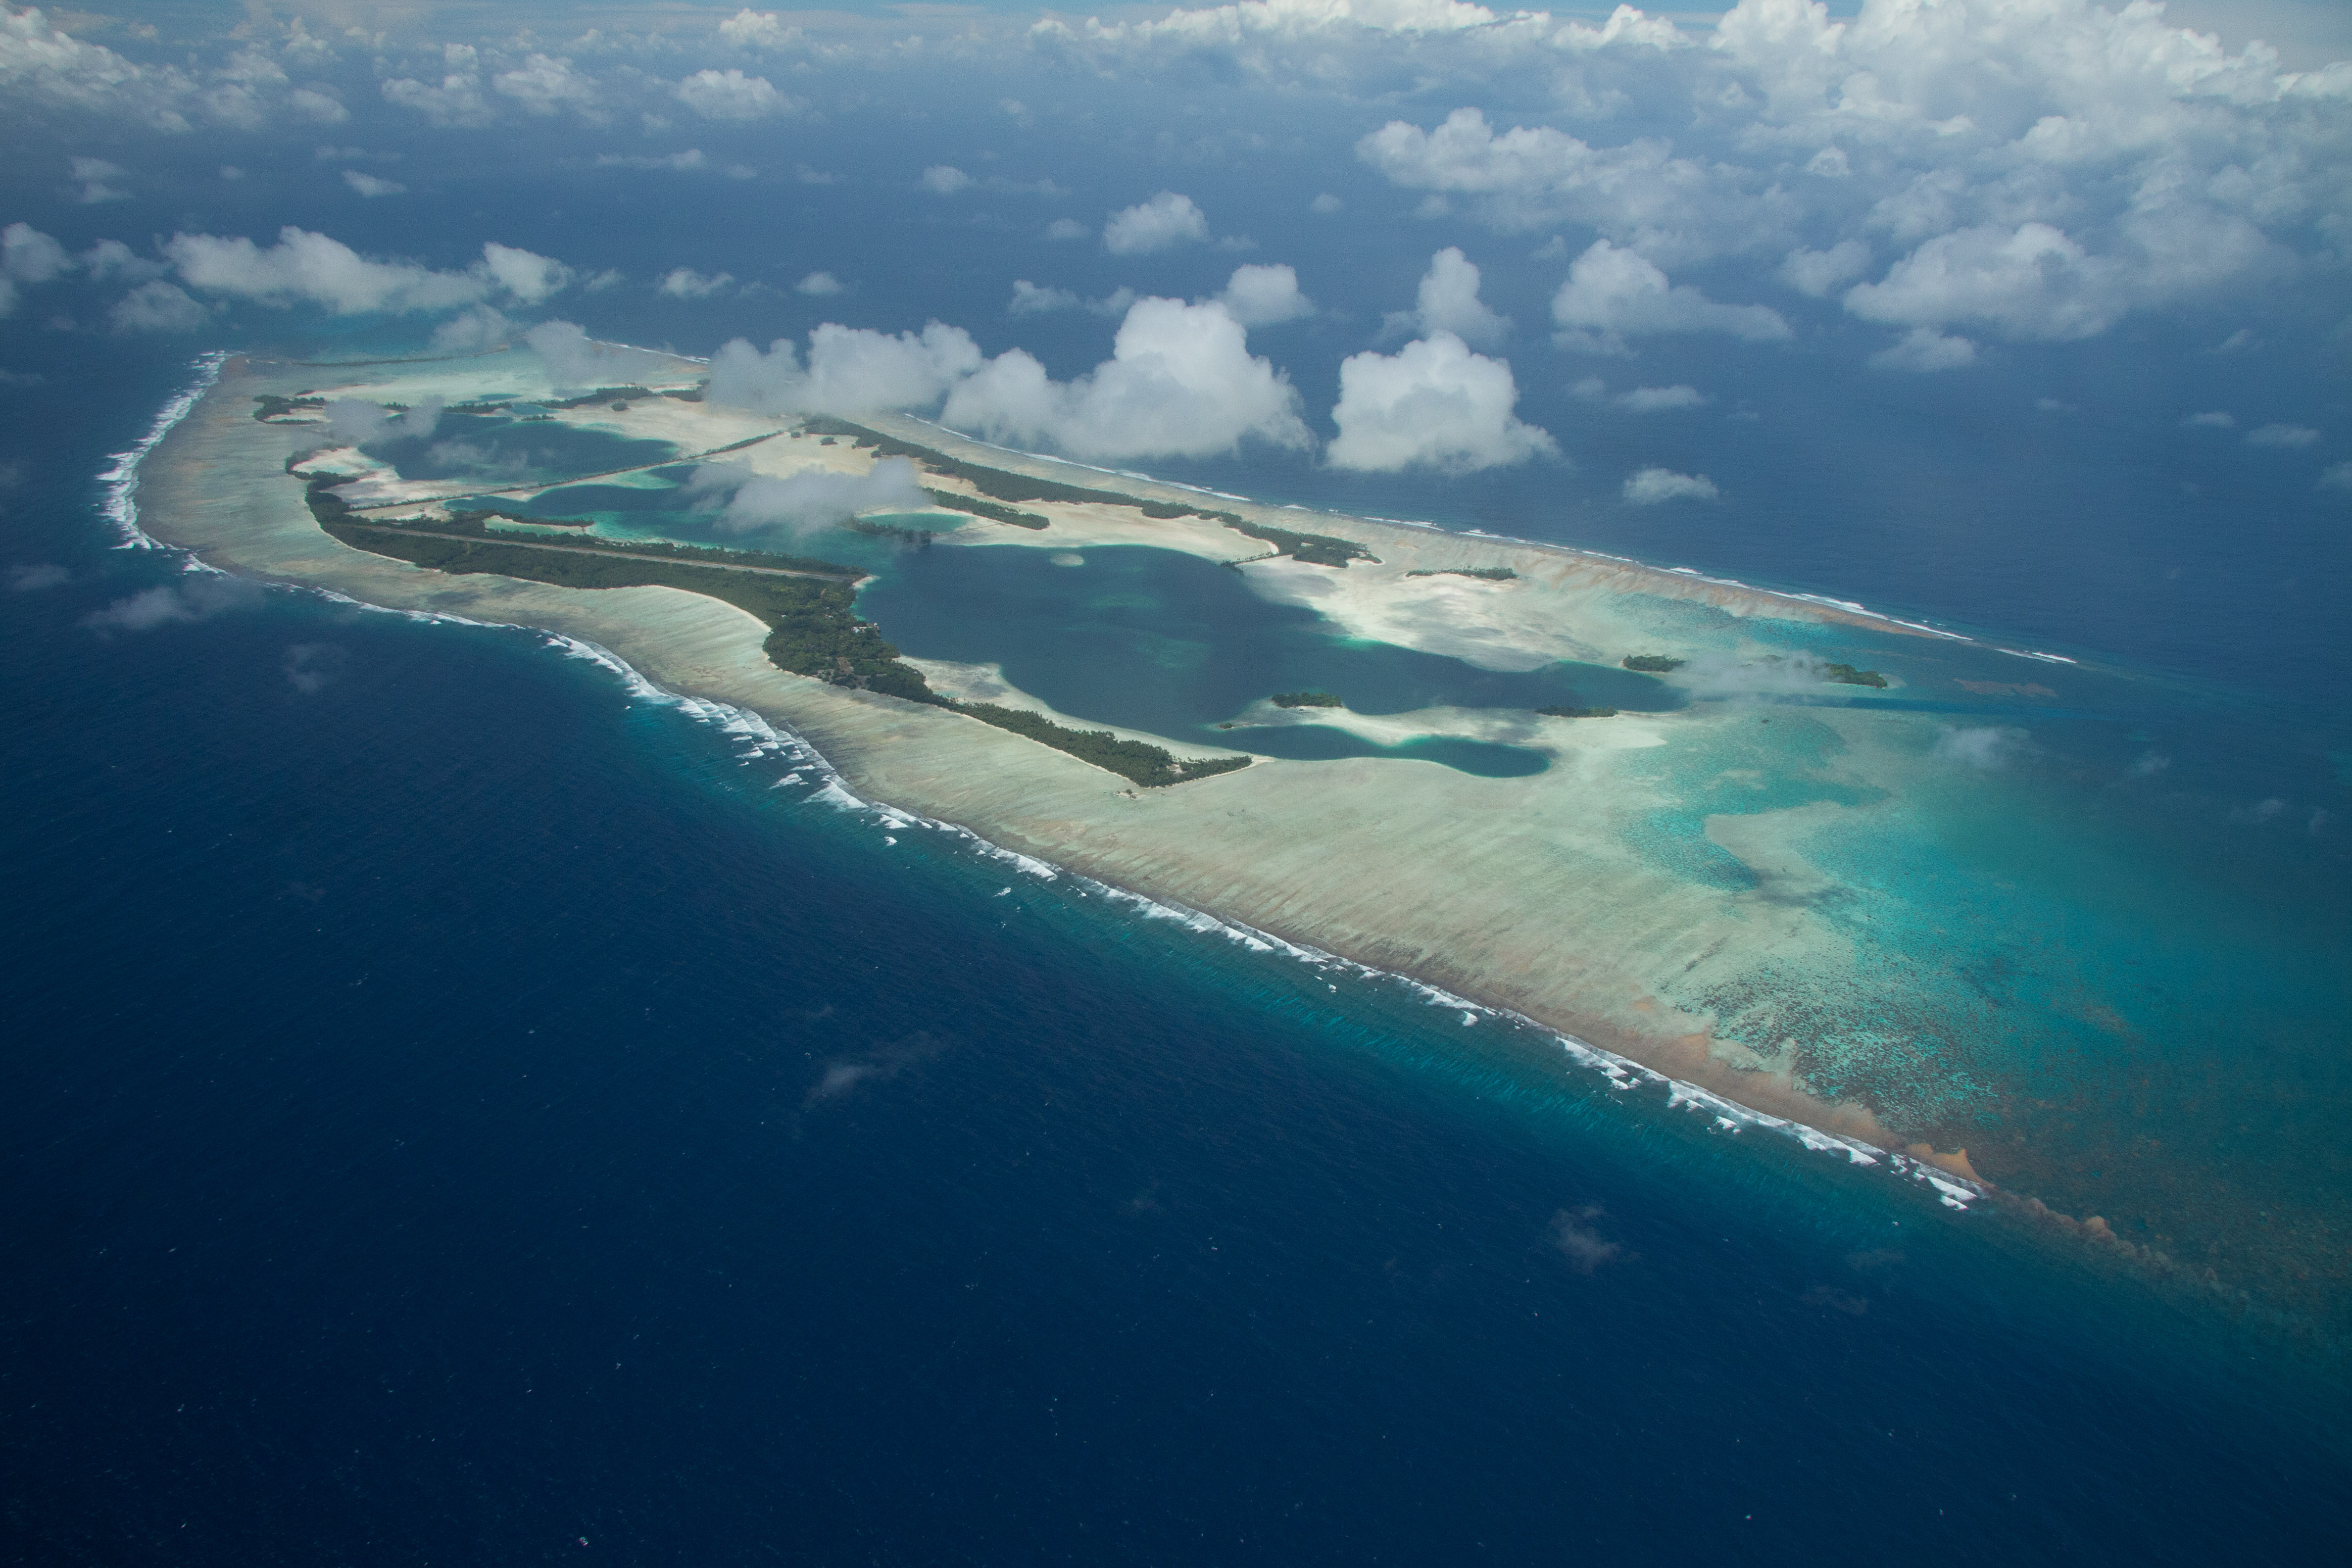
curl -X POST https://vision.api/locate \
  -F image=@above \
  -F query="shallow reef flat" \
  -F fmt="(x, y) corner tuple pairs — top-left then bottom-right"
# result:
(143, 346), (2351, 1337)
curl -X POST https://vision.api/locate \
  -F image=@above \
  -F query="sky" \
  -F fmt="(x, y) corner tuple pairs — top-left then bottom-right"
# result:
(2, 0), (2348, 681)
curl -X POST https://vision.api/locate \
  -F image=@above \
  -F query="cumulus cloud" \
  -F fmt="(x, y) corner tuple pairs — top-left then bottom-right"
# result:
(1575, 380), (1708, 412)
(110, 281), (208, 333)
(324, 395), (444, 447)
(1552, 241), (1790, 352)
(0, 221), (70, 316)
(492, 53), (597, 117)
(919, 165), (974, 195)
(1216, 263), (1314, 327)
(596, 148), (708, 172)
(2182, 410), (2235, 429)
(677, 68), (795, 120)
(1310, 193), (1344, 215)
(1103, 191), (1210, 255)
(942, 296), (1311, 460)
(70, 156), (127, 204)
(1779, 240), (1870, 298)
(658, 267), (734, 299)
(1622, 467), (1718, 504)
(1328, 331), (1553, 473)
(1869, 327), (1978, 372)
(1044, 218), (1090, 242)
(1009, 279), (1079, 316)
(2246, 424), (2319, 449)
(9, 563), (70, 591)
(166, 229), (571, 316)
(524, 321), (681, 393)
(707, 322), (983, 415)
(719, 9), (802, 49)
(342, 169), (405, 198)
(283, 642), (348, 694)
(1845, 223), (2135, 342)
(429, 304), (512, 352)
(1934, 725), (2029, 770)
(83, 574), (261, 634)
(1381, 246), (1508, 347)
(796, 271), (844, 296)
(382, 58), (493, 129)
(2318, 462), (2352, 494)
(1551, 1206), (1621, 1274)
(689, 456), (928, 535)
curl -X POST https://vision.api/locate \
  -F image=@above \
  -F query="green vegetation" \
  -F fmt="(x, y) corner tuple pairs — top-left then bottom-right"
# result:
(314, 480), (1247, 787)
(1406, 566), (1517, 581)
(921, 488), (1048, 529)
(252, 394), (325, 422)
(1537, 705), (1618, 719)
(801, 413), (1373, 565)
(1271, 691), (1342, 709)
(1622, 654), (1686, 673)
(1818, 661), (1889, 688)
(543, 385), (657, 410)
(846, 517), (938, 547)
(947, 705), (1251, 789)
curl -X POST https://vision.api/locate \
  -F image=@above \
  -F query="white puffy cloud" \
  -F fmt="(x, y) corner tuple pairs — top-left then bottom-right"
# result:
(1045, 217), (1090, 242)
(2246, 423), (2320, 449)
(382, 49), (493, 128)
(83, 576), (260, 635)
(678, 68), (795, 121)
(920, 165), (974, 195)
(2182, 410), (2235, 428)
(708, 322), (984, 415)
(109, 281), (208, 333)
(325, 395), (444, 447)
(1381, 246), (1508, 346)
(429, 304), (513, 352)
(1552, 241), (1790, 351)
(942, 296), (1311, 460)
(1591, 382), (1708, 412)
(1779, 240), (1870, 298)
(0, 221), (70, 315)
(1328, 331), (1553, 473)
(797, 271), (844, 296)
(165, 230), (572, 316)
(1933, 725), (2028, 770)
(524, 321), (682, 393)
(1623, 467), (1718, 504)
(597, 149), (709, 172)
(343, 170), (405, 198)
(492, 53), (598, 117)
(1844, 223), (2127, 342)
(658, 267), (735, 298)
(1217, 263), (1314, 326)
(82, 239), (164, 282)
(1103, 192), (1210, 255)
(70, 156), (127, 204)
(1868, 326), (1978, 372)
(690, 457), (927, 534)
(1009, 280), (1079, 315)
(289, 87), (345, 124)
(719, 9), (803, 49)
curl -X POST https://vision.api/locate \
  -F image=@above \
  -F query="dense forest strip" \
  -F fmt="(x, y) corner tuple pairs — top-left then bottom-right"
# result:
(803, 414), (1374, 566)
(312, 488), (1249, 788)
(336, 430), (787, 504)
(339, 525), (861, 582)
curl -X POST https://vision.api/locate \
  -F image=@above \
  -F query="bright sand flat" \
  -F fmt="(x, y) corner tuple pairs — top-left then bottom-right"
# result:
(144, 348), (2002, 1152)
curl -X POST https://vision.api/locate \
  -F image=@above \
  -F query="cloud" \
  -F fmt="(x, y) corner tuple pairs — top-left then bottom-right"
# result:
(429, 304), (512, 352)
(1622, 467), (1718, 504)
(796, 271), (844, 296)
(707, 321), (983, 415)
(492, 53), (597, 117)
(1868, 326), (1978, 372)
(658, 267), (735, 299)
(342, 169), (405, 198)
(2182, 410), (2235, 429)
(1934, 725), (2028, 770)
(689, 456), (928, 535)
(1045, 217), (1090, 242)
(1328, 331), (1554, 474)
(1552, 241), (1790, 352)
(1381, 246), (1508, 347)
(1009, 279), (1079, 316)
(166, 229), (570, 316)
(1216, 263), (1314, 327)
(1779, 240), (1869, 297)
(110, 281), (209, 334)
(382, 58), (493, 129)
(2246, 424), (2319, 449)
(1103, 191), (1209, 255)
(70, 155), (127, 204)
(2320, 462), (2352, 494)
(719, 9), (803, 49)
(942, 296), (1311, 460)
(0, 221), (70, 316)
(523, 321), (682, 393)
(919, 165), (974, 195)
(1607, 383), (1708, 412)
(1551, 1206), (1620, 1274)
(83, 574), (260, 634)
(283, 642), (348, 694)
(323, 395), (444, 447)
(803, 1032), (946, 1106)
(1310, 193), (1343, 215)
(9, 563), (69, 591)
(1845, 223), (2132, 342)
(596, 148), (708, 172)
(677, 67), (795, 121)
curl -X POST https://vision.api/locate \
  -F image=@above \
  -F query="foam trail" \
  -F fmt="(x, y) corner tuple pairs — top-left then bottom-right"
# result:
(99, 351), (227, 550)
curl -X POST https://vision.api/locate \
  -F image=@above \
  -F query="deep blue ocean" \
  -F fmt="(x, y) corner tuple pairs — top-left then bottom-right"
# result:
(4, 329), (2349, 1564)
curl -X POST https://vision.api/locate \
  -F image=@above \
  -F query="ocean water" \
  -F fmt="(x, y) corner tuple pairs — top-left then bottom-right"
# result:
(5, 328), (2350, 1565)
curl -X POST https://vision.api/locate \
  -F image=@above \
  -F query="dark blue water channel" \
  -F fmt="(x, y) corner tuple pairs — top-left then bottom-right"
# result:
(859, 542), (1684, 774)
